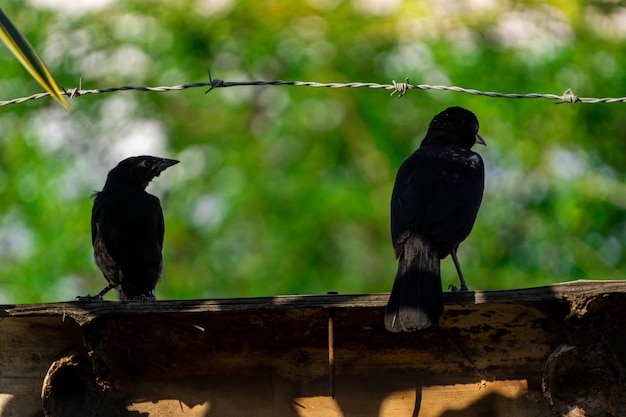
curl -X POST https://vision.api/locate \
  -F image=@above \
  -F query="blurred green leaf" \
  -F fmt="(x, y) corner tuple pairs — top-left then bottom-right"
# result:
(0, 0), (625, 304)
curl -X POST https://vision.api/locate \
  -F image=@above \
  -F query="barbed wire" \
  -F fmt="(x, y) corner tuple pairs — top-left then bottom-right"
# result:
(1, 69), (626, 107)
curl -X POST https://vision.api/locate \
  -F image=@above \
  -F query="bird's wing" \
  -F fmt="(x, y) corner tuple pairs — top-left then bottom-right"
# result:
(427, 150), (484, 254)
(120, 193), (164, 258)
(155, 196), (165, 249)
(391, 147), (484, 258)
(390, 152), (436, 256)
(92, 192), (163, 261)
(91, 193), (101, 247)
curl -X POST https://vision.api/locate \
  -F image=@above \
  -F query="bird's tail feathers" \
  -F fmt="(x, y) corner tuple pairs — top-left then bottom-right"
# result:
(385, 235), (443, 332)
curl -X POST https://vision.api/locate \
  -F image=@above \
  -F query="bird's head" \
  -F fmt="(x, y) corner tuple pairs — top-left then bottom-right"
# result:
(428, 106), (485, 149)
(104, 155), (180, 191)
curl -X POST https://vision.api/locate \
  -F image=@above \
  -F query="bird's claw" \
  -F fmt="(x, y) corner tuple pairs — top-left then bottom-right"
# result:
(448, 284), (469, 292)
(75, 294), (103, 301)
(127, 294), (156, 301)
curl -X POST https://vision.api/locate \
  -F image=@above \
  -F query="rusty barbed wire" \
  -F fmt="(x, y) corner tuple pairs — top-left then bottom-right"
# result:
(1, 69), (625, 107)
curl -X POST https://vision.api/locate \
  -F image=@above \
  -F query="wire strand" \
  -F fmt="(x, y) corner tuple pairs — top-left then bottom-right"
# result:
(1, 69), (625, 107)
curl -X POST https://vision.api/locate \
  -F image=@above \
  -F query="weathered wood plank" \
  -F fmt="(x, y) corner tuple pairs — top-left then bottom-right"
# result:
(3, 279), (624, 321)
(1, 280), (625, 417)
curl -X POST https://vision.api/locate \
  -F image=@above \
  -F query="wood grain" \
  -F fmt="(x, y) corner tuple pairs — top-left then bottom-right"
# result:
(1, 280), (625, 417)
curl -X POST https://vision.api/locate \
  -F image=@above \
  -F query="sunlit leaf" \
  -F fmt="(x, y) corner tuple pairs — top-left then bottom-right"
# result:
(0, 8), (69, 110)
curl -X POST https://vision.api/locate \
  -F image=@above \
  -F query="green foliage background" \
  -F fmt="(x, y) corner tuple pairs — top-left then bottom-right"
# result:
(1, 0), (625, 303)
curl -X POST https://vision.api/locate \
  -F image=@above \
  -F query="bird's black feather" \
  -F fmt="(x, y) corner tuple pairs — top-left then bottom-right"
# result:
(385, 107), (485, 332)
(83, 155), (178, 301)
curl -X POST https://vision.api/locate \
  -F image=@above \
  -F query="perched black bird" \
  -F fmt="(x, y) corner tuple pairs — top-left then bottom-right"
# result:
(80, 155), (179, 301)
(385, 107), (485, 332)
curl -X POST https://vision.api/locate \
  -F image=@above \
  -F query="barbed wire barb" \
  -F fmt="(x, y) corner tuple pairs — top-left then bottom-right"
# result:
(61, 76), (84, 99)
(556, 88), (581, 105)
(1, 68), (626, 107)
(390, 78), (410, 97)
(204, 69), (225, 93)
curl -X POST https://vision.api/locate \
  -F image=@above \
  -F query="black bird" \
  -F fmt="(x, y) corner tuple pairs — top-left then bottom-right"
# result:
(80, 155), (179, 301)
(385, 107), (485, 332)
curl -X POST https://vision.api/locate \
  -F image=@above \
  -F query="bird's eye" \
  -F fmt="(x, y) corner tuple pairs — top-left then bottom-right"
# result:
(139, 160), (150, 169)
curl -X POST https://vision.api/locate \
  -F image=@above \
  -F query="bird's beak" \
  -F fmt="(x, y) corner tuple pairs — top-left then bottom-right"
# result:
(475, 133), (486, 146)
(156, 158), (180, 173)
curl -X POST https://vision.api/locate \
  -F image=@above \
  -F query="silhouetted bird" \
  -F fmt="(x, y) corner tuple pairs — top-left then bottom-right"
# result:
(79, 156), (179, 301)
(385, 107), (485, 332)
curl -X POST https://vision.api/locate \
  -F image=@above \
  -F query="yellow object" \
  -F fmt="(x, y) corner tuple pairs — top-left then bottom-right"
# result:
(0, 8), (69, 110)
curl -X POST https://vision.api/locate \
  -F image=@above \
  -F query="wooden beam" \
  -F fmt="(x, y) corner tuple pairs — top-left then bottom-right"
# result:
(1, 280), (625, 417)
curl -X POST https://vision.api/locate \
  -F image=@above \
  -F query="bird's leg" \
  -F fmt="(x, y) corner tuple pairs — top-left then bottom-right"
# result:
(96, 283), (114, 298)
(75, 283), (114, 301)
(449, 248), (469, 292)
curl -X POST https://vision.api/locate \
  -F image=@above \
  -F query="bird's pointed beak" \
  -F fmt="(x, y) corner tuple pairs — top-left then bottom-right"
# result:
(475, 133), (486, 146)
(156, 158), (180, 173)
